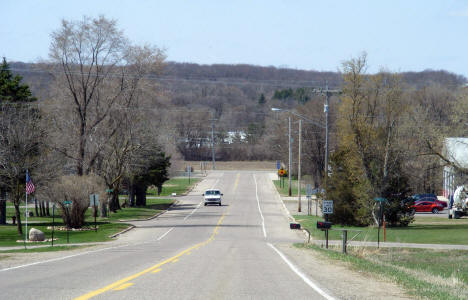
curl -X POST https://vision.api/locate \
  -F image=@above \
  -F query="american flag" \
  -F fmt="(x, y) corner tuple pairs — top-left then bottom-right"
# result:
(26, 170), (35, 195)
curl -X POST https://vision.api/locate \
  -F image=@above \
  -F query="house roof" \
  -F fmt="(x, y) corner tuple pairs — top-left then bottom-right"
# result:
(444, 137), (468, 168)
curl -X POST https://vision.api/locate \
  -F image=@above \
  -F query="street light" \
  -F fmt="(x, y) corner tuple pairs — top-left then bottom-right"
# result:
(271, 107), (329, 214)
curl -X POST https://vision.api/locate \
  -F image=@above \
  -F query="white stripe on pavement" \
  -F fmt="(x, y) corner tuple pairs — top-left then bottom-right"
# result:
(253, 174), (267, 238)
(267, 243), (336, 300)
(157, 227), (174, 240)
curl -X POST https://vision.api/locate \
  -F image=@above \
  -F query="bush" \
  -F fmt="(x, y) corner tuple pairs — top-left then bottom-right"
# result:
(40, 175), (104, 228)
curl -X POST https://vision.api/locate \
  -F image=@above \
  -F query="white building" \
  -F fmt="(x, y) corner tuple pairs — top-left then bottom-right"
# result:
(443, 137), (468, 200)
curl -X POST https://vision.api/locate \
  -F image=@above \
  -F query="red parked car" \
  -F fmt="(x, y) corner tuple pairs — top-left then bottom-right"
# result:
(411, 201), (444, 214)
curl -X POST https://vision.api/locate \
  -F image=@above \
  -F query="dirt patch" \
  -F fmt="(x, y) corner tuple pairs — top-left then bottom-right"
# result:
(277, 244), (413, 300)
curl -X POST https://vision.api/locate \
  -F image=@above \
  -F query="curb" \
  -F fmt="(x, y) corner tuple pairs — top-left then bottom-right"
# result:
(109, 225), (136, 238)
(117, 200), (180, 223)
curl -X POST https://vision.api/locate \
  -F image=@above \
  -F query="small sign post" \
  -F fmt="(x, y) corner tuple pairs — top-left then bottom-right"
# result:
(64, 200), (72, 243)
(51, 203), (55, 247)
(374, 197), (387, 248)
(90, 195), (99, 232)
(322, 200), (333, 249)
(306, 184), (312, 215)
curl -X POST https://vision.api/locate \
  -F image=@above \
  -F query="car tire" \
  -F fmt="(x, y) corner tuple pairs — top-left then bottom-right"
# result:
(455, 211), (461, 219)
(449, 213), (452, 219)
(411, 208), (416, 215)
(219, 203), (221, 206)
(432, 208), (439, 214)
(204, 203), (207, 206)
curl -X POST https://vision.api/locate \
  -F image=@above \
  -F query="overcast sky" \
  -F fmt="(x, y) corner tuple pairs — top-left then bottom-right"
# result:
(2, 0), (468, 77)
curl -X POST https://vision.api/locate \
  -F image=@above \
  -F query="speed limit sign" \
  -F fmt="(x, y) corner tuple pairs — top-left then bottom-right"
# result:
(322, 200), (333, 214)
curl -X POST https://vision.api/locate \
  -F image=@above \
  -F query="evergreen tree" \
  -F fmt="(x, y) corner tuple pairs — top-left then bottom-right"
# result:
(0, 57), (36, 103)
(258, 93), (266, 105)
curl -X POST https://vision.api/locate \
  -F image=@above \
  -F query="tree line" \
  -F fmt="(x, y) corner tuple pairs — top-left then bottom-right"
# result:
(2, 16), (467, 229)
(0, 16), (170, 233)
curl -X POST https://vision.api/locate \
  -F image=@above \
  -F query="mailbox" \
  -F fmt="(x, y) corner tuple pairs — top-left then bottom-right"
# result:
(316, 221), (332, 230)
(290, 222), (301, 230)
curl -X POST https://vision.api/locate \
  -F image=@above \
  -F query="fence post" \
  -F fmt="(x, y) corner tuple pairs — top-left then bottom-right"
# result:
(342, 230), (347, 254)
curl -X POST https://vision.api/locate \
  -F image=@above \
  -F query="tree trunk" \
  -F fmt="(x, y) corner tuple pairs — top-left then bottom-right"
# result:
(108, 189), (121, 212)
(157, 185), (162, 196)
(135, 184), (147, 207)
(34, 198), (39, 217)
(0, 189), (6, 225)
(14, 203), (22, 235)
(46, 201), (50, 216)
(128, 180), (135, 207)
(100, 198), (108, 218)
(41, 201), (46, 216)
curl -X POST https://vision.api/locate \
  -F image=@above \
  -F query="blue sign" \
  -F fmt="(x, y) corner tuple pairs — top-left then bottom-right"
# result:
(276, 160), (281, 170)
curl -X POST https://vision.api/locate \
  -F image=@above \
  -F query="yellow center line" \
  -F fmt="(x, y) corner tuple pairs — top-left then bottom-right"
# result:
(233, 173), (240, 191)
(151, 268), (162, 274)
(172, 259), (179, 263)
(74, 210), (228, 300)
(113, 283), (133, 291)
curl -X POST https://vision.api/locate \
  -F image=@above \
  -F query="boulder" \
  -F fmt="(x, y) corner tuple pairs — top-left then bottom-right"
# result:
(29, 228), (45, 241)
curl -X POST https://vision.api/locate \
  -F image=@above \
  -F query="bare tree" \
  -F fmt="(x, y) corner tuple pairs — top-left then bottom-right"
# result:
(0, 105), (45, 234)
(47, 15), (165, 176)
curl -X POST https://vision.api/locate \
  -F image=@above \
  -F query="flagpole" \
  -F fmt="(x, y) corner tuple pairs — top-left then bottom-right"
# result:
(25, 191), (28, 243)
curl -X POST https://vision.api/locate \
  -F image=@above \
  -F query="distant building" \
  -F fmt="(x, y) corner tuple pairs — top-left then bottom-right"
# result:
(442, 137), (468, 199)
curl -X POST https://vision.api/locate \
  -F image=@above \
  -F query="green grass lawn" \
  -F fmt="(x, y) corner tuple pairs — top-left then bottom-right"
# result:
(147, 177), (201, 196)
(0, 221), (129, 247)
(273, 179), (308, 196)
(297, 244), (468, 300)
(0, 177), (193, 250)
(295, 215), (468, 245)
(0, 199), (174, 247)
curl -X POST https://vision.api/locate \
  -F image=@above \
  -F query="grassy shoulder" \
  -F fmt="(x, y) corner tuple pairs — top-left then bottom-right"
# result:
(147, 177), (201, 196)
(1, 196), (177, 249)
(273, 179), (307, 196)
(296, 243), (468, 300)
(294, 214), (468, 245)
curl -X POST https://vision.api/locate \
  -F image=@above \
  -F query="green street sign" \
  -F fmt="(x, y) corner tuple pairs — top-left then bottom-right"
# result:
(64, 201), (72, 205)
(374, 197), (387, 202)
(106, 189), (113, 193)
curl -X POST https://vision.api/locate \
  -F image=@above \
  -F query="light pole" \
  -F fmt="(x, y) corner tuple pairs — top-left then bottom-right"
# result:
(271, 108), (327, 213)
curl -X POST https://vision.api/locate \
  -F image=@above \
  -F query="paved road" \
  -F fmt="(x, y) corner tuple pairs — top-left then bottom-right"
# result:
(0, 171), (336, 300)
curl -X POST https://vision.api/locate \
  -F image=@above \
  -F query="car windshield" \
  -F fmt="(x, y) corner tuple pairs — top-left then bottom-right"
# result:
(206, 190), (220, 195)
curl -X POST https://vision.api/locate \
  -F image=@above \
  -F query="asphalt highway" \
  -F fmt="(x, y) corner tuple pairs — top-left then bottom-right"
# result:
(0, 171), (336, 299)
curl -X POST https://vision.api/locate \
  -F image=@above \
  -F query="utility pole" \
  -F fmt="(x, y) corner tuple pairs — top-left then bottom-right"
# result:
(211, 118), (216, 170)
(298, 119), (302, 212)
(324, 82), (330, 221)
(288, 117), (292, 196)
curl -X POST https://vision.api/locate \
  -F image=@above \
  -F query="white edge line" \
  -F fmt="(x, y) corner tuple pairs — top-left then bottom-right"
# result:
(267, 243), (336, 300)
(253, 174), (267, 238)
(157, 227), (174, 241)
(0, 243), (132, 273)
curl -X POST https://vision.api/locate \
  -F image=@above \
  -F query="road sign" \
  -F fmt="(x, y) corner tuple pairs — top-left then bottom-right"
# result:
(322, 200), (333, 214)
(64, 201), (72, 205)
(278, 168), (286, 177)
(276, 160), (281, 170)
(374, 197), (387, 202)
(89, 194), (100, 206)
(306, 184), (312, 197)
